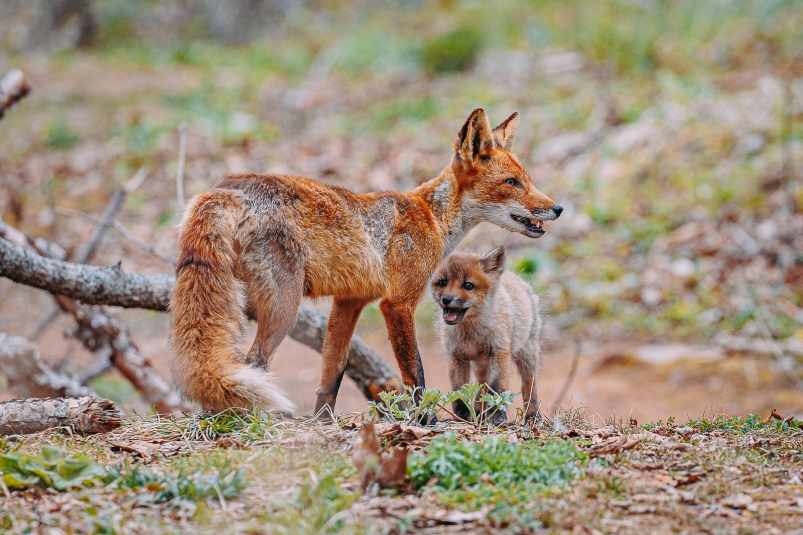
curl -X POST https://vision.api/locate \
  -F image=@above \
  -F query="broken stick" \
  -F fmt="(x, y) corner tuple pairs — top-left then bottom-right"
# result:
(0, 397), (121, 435)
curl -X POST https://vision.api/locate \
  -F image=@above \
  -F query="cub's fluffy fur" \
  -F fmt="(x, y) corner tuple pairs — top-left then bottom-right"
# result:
(431, 246), (542, 424)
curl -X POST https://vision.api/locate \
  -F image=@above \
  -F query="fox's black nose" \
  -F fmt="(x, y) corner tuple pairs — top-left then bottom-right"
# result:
(552, 205), (563, 218)
(441, 295), (454, 306)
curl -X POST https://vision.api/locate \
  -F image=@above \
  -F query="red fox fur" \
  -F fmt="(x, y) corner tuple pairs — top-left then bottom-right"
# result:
(431, 246), (543, 425)
(169, 108), (562, 414)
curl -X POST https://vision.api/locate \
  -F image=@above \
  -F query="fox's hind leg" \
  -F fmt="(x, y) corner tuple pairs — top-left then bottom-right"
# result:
(243, 237), (304, 373)
(313, 297), (368, 419)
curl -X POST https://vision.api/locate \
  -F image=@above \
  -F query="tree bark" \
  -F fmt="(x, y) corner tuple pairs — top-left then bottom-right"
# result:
(0, 397), (121, 435)
(0, 333), (98, 399)
(0, 234), (401, 401)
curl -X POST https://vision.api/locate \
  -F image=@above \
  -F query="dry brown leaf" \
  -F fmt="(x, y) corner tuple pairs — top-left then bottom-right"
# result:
(108, 440), (154, 461)
(588, 435), (640, 457)
(351, 423), (411, 493)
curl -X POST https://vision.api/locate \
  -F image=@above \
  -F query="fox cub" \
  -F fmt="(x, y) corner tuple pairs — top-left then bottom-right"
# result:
(432, 245), (542, 425)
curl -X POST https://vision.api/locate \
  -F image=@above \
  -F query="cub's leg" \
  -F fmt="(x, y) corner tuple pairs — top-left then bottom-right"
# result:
(313, 298), (368, 419)
(481, 348), (512, 426)
(447, 354), (472, 421)
(514, 345), (541, 423)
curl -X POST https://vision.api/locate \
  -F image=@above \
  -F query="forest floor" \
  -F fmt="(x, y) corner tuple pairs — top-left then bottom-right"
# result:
(1, 408), (802, 534)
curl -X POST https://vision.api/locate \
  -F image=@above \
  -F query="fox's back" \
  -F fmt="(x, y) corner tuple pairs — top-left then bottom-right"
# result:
(214, 173), (440, 300)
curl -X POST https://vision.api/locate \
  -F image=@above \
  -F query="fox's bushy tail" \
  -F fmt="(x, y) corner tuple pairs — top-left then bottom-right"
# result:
(169, 190), (294, 414)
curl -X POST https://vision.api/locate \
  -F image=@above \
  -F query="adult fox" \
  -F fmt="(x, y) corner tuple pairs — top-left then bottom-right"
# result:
(170, 108), (562, 415)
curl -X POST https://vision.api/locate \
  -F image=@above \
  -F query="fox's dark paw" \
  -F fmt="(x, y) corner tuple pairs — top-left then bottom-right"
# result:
(486, 411), (508, 427)
(524, 410), (543, 425)
(415, 413), (438, 426)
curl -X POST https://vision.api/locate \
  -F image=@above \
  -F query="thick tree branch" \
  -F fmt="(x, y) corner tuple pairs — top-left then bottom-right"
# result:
(0, 233), (174, 310)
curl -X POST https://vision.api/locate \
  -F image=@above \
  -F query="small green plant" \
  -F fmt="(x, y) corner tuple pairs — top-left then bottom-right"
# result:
(368, 383), (516, 428)
(45, 117), (81, 150)
(174, 408), (277, 444)
(264, 468), (359, 534)
(0, 445), (106, 491)
(107, 463), (246, 504)
(408, 435), (586, 528)
(418, 26), (484, 75)
(688, 413), (801, 434)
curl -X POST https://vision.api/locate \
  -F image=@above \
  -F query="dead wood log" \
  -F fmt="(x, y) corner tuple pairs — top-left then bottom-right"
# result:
(0, 69), (31, 120)
(0, 333), (97, 399)
(0, 233), (402, 400)
(0, 397), (121, 435)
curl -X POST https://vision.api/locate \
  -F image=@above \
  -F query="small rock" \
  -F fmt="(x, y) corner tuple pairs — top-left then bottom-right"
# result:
(721, 493), (754, 509)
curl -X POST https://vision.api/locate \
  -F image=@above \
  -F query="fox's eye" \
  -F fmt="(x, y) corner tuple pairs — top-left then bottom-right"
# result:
(462, 281), (475, 290)
(505, 178), (521, 188)
(437, 278), (447, 287)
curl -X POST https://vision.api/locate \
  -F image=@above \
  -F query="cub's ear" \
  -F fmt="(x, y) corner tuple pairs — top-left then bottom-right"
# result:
(480, 246), (506, 274)
(452, 108), (493, 172)
(491, 112), (519, 151)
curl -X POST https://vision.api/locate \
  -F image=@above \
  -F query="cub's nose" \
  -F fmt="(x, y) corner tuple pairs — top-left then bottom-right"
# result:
(440, 295), (454, 306)
(552, 205), (563, 218)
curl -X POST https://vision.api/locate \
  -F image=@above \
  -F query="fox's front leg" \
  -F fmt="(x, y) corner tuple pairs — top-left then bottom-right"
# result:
(313, 298), (367, 419)
(379, 298), (426, 390)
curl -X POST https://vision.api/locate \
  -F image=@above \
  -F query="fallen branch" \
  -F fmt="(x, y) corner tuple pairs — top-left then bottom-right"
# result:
(0, 69), (31, 120)
(0, 333), (97, 399)
(0, 397), (121, 435)
(0, 230), (401, 401)
(0, 232), (174, 310)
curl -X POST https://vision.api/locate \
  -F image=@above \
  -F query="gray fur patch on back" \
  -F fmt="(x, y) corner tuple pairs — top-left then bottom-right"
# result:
(362, 197), (395, 257)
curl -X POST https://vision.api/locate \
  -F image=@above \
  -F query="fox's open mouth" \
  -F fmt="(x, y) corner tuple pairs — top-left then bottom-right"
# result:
(511, 214), (545, 237)
(442, 307), (468, 325)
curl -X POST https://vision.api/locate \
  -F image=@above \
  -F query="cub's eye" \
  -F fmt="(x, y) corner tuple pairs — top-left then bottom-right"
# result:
(505, 178), (521, 188)
(462, 281), (475, 290)
(437, 279), (447, 287)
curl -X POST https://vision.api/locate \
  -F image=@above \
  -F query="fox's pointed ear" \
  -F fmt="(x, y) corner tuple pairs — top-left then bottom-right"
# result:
(492, 112), (519, 150)
(480, 246), (506, 274)
(453, 108), (493, 171)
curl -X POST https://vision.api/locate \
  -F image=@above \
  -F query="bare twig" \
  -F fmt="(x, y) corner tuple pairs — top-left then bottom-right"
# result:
(0, 69), (31, 120)
(550, 335), (582, 415)
(75, 167), (148, 265)
(176, 123), (187, 211)
(54, 207), (177, 264)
